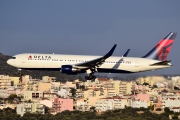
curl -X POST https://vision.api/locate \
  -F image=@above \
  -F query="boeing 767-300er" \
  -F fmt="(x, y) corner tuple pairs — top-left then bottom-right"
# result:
(7, 32), (177, 80)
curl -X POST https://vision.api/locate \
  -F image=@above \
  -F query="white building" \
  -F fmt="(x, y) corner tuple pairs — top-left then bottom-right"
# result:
(95, 98), (125, 112)
(57, 88), (70, 98)
(170, 107), (180, 113)
(162, 98), (180, 109)
(0, 90), (9, 98)
(76, 101), (89, 111)
(131, 100), (148, 108)
(16, 103), (44, 116)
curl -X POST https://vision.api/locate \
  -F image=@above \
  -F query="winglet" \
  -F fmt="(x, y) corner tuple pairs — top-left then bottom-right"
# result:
(104, 44), (117, 58)
(123, 49), (130, 57)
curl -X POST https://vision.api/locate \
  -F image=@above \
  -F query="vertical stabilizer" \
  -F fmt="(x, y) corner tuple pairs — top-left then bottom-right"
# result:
(142, 32), (176, 61)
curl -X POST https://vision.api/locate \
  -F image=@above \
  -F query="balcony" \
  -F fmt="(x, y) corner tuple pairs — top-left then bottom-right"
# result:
(24, 107), (31, 110)
(36, 105), (44, 109)
(36, 107), (44, 111)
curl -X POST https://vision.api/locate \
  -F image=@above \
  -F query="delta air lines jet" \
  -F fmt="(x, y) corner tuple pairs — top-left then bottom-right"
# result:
(7, 32), (177, 80)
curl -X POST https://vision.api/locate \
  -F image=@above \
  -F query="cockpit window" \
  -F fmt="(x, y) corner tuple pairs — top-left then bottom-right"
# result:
(12, 57), (16, 59)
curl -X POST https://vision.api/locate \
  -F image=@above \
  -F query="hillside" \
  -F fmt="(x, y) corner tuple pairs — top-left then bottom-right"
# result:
(0, 53), (83, 82)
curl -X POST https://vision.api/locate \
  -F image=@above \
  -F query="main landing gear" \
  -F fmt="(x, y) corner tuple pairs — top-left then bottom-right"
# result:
(18, 69), (22, 83)
(85, 69), (97, 80)
(85, 73), (96, 80)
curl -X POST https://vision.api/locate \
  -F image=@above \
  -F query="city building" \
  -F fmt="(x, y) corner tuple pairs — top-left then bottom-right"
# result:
(0, 75), (12, 89)
(10, 77), (20, 86)
(23, 91), (43, 102)
(53, 98), (73, 113)
(16, 103), (45, 116)
(95, 97), (125, 112)
(38, 82), (51, 92)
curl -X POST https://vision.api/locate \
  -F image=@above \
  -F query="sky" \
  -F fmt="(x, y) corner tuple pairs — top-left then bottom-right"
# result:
(0, 0), (180, 76)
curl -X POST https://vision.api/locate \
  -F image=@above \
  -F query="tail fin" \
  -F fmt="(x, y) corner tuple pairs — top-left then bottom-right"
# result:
(142, 32), (177, 61)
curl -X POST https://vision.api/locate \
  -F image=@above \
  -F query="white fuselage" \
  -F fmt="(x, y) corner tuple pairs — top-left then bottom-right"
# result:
(7, 53), (171, 74)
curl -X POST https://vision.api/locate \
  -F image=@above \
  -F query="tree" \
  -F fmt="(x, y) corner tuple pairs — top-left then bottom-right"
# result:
(44, 105), (50, 114)
(76, 83), (80, 89)
(148, 105), (154, 110)
(70, 88), (76, 97)
(90, 106), (96, 112)
(142, 82), (149, 86)
(153, 84), (158, 88)
(7, 94), (18, 103)
(80, 85), (85, 90)
(174, 86), (180, 90)
(164, 107), (173, 114)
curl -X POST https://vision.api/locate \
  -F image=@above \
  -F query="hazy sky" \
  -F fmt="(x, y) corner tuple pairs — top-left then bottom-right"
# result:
(0, 0), (180, 75)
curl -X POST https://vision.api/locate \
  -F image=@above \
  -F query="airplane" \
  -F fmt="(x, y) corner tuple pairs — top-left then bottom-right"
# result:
(7, 32), (177, 80)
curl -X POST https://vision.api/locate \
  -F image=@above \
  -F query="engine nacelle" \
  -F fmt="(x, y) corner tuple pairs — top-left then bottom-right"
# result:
(61, 65), (78, 74)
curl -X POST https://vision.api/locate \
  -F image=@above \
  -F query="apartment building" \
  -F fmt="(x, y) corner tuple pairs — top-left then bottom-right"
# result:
(161, 98), (180, 109)
(60, 81), (76, 89)
(114, 81), (133, 95)
(170, 107), (180, 113)
(57, 88), (71, 98)
(24, 81), (38, 91)
(137, 76), (166, 86)
(10, 77), (20, 86)
(43, 92), (57, 100)
(23, 91), (43, 101)
(42, 76), (56, 82)
(0, 75), (12, 89)
(0, 89), (9, 98)
(76, 101), (89, 111)
(51, 82), (61, 93)
(95, 97), (125, 112)
(83, 89), (103, 108)
(16, 103), (44, 116)
(135, 93), (150, 102)
(53, 98), (73, 113)
(131, 100), (148, 108)
(22, 75), (32, 84)
(95, 78), (108, 84)
(103, 82), (116, 97)
(38, 82), (51, 92)
(40, 99), (53, 108)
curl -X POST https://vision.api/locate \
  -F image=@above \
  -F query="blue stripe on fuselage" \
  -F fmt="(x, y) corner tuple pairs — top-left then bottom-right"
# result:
(21, 68), (133, 74)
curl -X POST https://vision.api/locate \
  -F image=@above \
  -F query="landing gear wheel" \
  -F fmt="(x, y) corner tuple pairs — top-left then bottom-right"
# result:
(85, 75), (96, 80)
(85, 76), (89, 80)
(92, 75), (96, 80)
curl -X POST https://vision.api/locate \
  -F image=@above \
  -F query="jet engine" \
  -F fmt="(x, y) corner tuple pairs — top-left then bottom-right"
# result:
(61, 65), (78, 74)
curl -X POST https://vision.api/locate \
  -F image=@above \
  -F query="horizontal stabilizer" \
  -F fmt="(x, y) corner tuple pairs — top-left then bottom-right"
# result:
(149, 60), (171, 66)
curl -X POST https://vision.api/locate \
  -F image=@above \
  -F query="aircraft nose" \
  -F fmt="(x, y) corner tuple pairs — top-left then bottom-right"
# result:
(7, 59), (14, 66)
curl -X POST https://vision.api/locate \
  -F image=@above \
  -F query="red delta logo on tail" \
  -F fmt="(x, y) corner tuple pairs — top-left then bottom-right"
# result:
(156, 35), (174, 61)
(143, 32), (176, 61)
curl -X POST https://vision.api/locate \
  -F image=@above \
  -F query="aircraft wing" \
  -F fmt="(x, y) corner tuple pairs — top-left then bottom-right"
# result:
(149, 60), (171, 66)
(75, 44), (117, 68)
